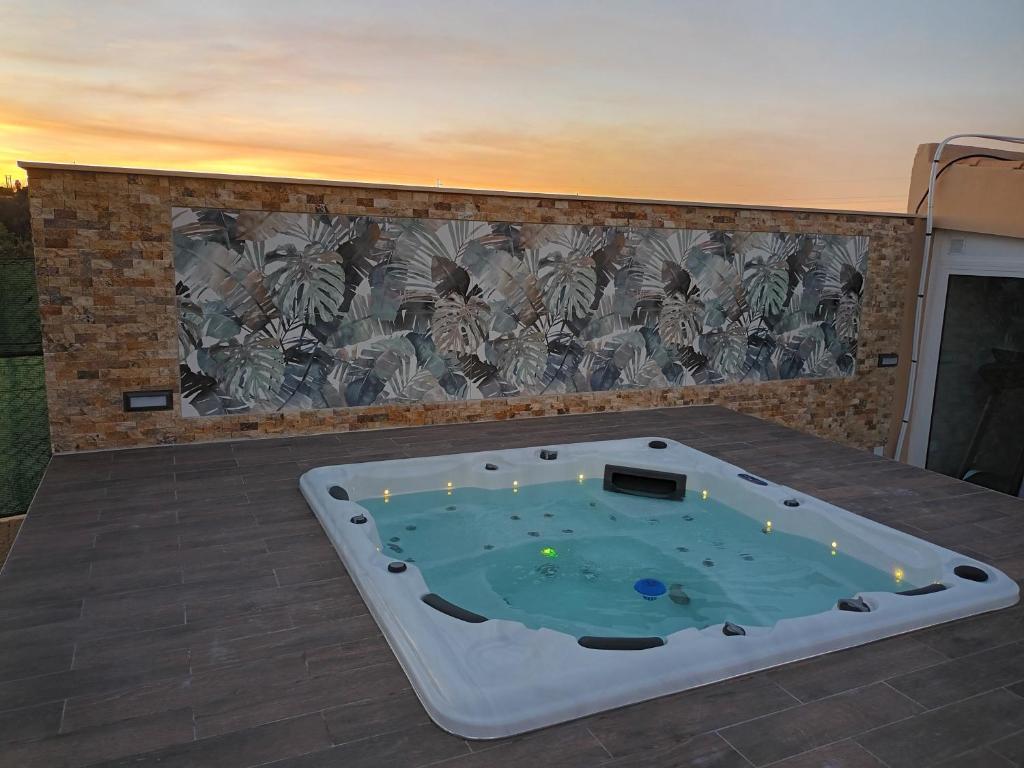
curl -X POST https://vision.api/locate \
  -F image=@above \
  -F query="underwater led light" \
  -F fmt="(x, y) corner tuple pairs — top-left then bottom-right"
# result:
(700, 489), (709, 500)
(763, 520), (773, 534)
(894, 567), (905, 583)
(383, 489), (390, 496)
(578, 473), (585, 482)
(541, 546), (558, 558)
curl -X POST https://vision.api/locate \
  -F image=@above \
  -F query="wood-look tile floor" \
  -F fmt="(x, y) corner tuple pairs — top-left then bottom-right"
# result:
(2, 406), (1023, 767)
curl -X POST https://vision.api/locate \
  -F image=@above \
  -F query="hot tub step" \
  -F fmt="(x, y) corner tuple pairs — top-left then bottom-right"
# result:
(421, 593), (488, 623)
(578, 636), (665, 650)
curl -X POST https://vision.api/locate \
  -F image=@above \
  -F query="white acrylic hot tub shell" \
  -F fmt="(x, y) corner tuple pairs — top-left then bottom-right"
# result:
(299, 437), (1019, 739)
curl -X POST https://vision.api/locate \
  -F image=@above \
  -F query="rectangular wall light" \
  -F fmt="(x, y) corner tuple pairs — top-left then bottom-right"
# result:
(877, 353), (899, 368)
(122, 390), (173, 412)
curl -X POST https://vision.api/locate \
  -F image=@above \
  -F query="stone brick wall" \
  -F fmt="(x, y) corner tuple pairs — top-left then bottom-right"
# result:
(0, 515), (24, 568)
(25, 164), (918, 453)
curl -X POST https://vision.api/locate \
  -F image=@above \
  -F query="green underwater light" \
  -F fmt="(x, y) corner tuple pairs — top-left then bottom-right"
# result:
(541, 546), (558, 558)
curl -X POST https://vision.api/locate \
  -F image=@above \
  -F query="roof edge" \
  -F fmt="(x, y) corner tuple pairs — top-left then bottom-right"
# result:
(17, 160), (918, 219)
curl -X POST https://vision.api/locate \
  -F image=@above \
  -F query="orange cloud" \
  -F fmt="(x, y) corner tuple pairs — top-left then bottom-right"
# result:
(5, 0), (1024, 212)
(2, 103), (911, 211)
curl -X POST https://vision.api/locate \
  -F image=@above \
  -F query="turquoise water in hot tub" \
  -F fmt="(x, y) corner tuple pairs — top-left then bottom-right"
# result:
(360, 480), (909, 638)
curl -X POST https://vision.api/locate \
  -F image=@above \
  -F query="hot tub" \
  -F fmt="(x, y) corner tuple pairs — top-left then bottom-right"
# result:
(299, 437), (1019, 738)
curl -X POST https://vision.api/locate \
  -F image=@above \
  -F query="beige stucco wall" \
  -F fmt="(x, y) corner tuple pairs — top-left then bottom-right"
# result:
(908, 143), (1024, 238)
(23, 163), (917, 453)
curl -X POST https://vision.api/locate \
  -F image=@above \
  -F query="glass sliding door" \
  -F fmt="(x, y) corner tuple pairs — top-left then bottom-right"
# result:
(925, 275), (1024, 494)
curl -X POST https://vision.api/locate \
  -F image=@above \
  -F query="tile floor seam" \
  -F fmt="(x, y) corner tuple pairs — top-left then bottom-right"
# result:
(762, 733), (897, 768)
(680, 691), (808, 741)
(586, 725), (614, 761)
(730, 674), (903, 729)
(880, 680), (932, 711)
(432, 733), (505, 758)
(896, 665), (1024, 712)
(941, 745), (1014, 768)
(848, 699), (994, 758)
(713, 684), (929, 764)
(780, 639), (957, 704)
(988, 725), (1024, 757)
(242, 731), (333, 768)
(300, 653), (394, 681)
(1003, 684), (1024, 700)
(898, 678), (1024, 717)
(57, 698), (68, 736)
(417, 745), (476, 768)
(714, 728), (758, 767)
(770, 678), (813, 705)
(851, 738), (895, 768)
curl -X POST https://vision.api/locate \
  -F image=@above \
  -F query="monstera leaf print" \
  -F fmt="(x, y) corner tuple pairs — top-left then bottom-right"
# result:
(390, 218), (488, 294)
(342, 335), (419, 406)
(175, 237), (277, 331)
(173, 207), (868, 416)
(743, 239), (790, 317)
(432, 294), (491, 354)
(276, 345), (336, 411)
(386, 366), (446, 403)
(836, 293), (861, 342)
(486, 331), (548, 389)
(314, 294), (386, 349)
(700, 323), (749, 378)
(802, 343), (842, 378)
(406, 332), (469, 398)
(202, 337), (285, 405)
(686, 242), (748, 323)
(662, 261), (694, 296)
(431, 255), (471, 297)
(660, 292), (705, 347)
(814, 235), (867, 317)
(585, 330), (647, 391)
(579, 290), (631, 341)
(266, 243), (347, 323)
(378, 352), (447, 403)
(540, 250), (597, 322)
(619, 345), (670, 389)
(463, 247), (545, 330)
(611, 264), (643, 317)
(631, 228), (707, 296)
(176, 291), (205, 354)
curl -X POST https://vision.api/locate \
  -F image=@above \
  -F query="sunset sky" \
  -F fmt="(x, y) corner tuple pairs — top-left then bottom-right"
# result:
(3, 0), (1023, 210)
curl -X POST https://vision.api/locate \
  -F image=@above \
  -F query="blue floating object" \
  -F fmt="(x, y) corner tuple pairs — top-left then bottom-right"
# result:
(634, 578), (667, 600)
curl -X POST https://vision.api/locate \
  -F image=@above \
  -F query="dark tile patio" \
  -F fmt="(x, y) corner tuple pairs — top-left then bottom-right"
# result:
(2, 406), (1023, 767)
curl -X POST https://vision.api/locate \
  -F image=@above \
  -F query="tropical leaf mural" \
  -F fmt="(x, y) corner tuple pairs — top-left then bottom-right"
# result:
(172, 208), (868, 417)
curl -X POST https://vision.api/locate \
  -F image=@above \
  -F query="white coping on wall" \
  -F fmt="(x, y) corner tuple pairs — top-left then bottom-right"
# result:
(300, 437), (1019, 739)
(17, 161), (918, 219)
